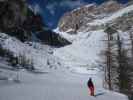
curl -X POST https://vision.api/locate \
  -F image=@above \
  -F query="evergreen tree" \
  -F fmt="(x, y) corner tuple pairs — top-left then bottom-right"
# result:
(103, 25), (117, 90)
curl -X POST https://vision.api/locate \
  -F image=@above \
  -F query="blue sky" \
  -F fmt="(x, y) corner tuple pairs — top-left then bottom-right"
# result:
(27, 0), (129, 29)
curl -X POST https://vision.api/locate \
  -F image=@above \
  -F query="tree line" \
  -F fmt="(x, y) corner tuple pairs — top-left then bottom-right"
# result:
(101, 25), (133, 100)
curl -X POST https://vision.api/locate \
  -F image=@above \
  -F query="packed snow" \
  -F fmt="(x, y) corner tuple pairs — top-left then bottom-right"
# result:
(54, 28), (78, 42)
(0, 30), (128, 100)
(0, 60), (128, 100)
(54, 29), (106, 68)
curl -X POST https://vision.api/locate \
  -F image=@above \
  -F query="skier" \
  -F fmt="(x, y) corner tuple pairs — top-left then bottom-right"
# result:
(87, 78), (95, 96)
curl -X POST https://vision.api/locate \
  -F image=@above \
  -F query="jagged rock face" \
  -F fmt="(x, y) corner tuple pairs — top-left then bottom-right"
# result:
(97, 1), (123, 14)
(58, 1), (123, 33)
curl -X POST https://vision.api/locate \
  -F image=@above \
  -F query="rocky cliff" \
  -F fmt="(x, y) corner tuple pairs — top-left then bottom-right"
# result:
(58, 1), (124, 33)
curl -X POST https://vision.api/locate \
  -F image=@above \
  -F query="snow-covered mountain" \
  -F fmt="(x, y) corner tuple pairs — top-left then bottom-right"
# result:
(0, 32), (128, 100)
(0, 1), (132, 100)
(27, 0), (129, 28)
(54, 1), (133, 98)
(58, 1), (124, 33)
(55, 1), (133, 68)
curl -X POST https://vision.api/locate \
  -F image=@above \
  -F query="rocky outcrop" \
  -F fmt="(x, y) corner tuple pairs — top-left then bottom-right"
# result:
(58, 1), (124, 33)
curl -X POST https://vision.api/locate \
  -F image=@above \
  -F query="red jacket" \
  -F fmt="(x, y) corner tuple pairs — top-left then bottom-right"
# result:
(87, 79), (94, 88)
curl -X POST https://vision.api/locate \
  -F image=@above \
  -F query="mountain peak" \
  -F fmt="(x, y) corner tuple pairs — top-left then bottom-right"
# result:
(58, 0), (124, 33)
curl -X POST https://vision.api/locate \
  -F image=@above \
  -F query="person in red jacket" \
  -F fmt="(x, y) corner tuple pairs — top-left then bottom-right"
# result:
(87, 78), (95, 96)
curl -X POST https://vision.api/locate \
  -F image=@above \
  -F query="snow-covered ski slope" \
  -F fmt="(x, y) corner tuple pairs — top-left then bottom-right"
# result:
(54, 29), (106, 69)
(0, 15), (129, 100)
(53, 28), (129, 99)
(0, 31), (128, 100)
(88, 4), (133, 26)
(0, 61), (128, 100)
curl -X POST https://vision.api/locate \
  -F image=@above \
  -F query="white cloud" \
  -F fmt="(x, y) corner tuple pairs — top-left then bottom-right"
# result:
(46, 1), (86, 15)
(46, 0), (85, 15)
(34, 4), (42, 14)
(28, 4), (42, 15)
(46, 3), (57, 15)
